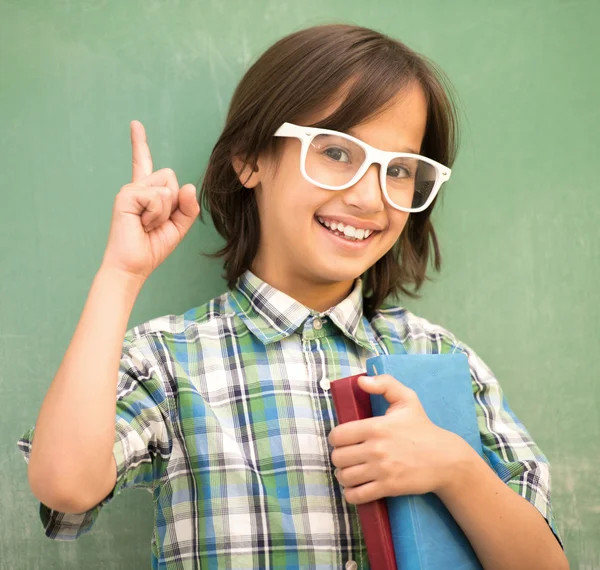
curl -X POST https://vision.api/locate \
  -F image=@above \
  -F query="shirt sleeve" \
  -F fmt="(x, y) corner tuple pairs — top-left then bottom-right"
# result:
(16, 336), (173, 541)
(456, 340), (564, 549)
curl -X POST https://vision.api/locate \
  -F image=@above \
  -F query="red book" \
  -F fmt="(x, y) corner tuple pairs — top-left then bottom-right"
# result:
(330, 373), (397, 570)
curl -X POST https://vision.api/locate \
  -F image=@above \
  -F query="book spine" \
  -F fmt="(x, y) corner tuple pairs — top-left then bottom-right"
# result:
(330, 374), (398, 570)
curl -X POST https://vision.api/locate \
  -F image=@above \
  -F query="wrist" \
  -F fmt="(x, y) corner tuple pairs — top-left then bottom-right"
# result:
(435, 432), (480, 499)
(97, 264), (147, 292)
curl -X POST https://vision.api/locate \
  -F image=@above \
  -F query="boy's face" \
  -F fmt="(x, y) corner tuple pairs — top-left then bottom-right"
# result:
(245, 82), (428, 294)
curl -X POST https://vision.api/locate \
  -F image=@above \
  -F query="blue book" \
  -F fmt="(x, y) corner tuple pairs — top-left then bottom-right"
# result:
(366, 353), (484, 570)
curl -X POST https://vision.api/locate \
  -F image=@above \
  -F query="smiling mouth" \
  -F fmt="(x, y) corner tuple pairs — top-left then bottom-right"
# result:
(315, 216), (380, 243)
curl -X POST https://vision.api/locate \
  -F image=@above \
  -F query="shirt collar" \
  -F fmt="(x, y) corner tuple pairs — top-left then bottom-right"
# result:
(229, 269), (376, 352)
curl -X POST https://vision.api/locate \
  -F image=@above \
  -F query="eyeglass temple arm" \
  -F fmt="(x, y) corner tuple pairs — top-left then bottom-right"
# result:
(273, 122), (301, 137)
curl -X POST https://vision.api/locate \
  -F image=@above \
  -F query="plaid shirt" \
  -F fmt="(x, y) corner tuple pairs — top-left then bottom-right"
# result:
(18, 269), (562, 569)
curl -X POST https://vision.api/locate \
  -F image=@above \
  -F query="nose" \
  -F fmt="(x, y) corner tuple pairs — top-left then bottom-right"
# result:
(342, 163), (385, 213)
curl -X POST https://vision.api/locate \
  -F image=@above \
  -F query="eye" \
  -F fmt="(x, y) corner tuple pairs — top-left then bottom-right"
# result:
(387, 164), (411, 179)
(323, 146), (350, 163)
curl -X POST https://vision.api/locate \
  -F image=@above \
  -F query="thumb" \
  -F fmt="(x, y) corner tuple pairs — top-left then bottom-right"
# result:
(357, 374), (417, 409)
(171, 184), (200, 233)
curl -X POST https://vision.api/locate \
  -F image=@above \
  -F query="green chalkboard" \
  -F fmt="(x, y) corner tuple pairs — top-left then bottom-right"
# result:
(1, 1), (598, 568)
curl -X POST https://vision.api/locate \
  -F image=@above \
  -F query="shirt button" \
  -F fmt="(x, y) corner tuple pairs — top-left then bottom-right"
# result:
(312, 317), (323, 330)
(345, 561), (358, 570)
(319, 378), (330, 391)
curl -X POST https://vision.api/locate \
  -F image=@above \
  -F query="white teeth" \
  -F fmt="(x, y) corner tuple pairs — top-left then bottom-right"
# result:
(316, 216), (376, 241)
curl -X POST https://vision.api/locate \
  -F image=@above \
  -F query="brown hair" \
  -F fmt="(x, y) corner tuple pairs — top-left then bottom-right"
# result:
(198, 24), (459, 319)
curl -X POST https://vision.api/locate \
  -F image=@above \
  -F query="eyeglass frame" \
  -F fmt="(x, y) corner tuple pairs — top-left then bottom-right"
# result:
(273, 122), (451, 213)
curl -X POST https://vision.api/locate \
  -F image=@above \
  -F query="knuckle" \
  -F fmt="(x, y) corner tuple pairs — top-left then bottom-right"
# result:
(379, 458), (392, 476)
(147, 199), (161, 213)
(392, 463), (406, 479)
(371, 440), (387, 459)
(159, 167), (177, 181)
(372, 420), (390, 438)
(406, 387), (418, 400)
(114, 191), (130, 207)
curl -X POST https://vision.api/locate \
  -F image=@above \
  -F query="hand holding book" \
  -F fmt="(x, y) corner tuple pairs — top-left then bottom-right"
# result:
(329, 354), (485, 569)
(328, 372), (471, 504)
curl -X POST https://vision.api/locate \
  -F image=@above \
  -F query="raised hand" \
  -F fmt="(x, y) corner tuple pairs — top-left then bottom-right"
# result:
(101, 120), (200, 281)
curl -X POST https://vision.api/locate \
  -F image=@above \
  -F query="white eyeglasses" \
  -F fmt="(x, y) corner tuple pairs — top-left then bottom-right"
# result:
(273, 122), (451, 213)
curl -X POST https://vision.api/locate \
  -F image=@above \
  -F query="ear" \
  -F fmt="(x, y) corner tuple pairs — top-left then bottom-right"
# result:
(232, 155), (261, 189)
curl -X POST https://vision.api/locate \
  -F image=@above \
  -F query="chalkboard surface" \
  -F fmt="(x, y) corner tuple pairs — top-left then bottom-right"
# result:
(1, 1), (598, 568)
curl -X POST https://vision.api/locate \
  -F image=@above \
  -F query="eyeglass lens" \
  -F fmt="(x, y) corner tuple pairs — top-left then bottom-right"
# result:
(306, 134), (437, 210)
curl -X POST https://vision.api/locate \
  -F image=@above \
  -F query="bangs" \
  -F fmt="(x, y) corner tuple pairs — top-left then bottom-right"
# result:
(306, 62), (418, 136)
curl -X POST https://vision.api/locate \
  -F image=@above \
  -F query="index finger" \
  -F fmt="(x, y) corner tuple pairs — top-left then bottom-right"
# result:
(328, 416), (379, 448)
(130, 120), (153, 182)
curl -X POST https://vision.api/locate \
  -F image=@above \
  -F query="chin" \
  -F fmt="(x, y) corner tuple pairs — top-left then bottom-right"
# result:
(308, 262), (369, 285)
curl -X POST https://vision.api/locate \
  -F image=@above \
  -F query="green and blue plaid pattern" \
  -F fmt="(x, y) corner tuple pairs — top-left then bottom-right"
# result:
(18, 270), (562, 569)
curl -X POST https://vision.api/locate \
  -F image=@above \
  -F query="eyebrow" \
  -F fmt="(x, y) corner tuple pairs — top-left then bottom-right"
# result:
(346, 128), (419, 155)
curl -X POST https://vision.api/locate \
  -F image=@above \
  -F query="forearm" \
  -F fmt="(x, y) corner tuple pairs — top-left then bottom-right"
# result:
(437, 439), (568, 570)
(28, 266), (145, 508)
